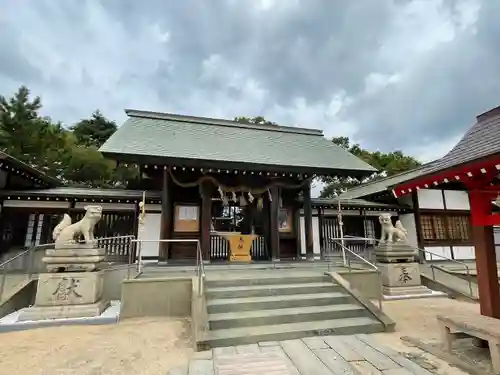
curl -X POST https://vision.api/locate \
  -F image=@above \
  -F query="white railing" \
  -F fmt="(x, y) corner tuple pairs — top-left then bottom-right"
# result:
(130, 239), (204, 296)
(328, 238), (383, 311)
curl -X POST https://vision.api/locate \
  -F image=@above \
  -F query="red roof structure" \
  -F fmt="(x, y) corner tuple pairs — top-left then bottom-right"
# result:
(392, 105), (500, 319)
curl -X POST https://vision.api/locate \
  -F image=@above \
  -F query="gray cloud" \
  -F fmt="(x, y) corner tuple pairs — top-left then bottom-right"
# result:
(0, 0), (497, 166)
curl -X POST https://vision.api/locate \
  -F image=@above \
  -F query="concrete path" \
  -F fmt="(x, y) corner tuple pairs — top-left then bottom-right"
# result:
(170, 334), (434, 375)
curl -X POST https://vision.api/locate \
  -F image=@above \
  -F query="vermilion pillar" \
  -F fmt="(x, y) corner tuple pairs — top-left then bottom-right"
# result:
(469, 190), (500, 318)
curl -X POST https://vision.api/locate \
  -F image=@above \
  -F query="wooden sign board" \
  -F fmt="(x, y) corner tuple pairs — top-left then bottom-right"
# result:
(174, 204), (200, 232)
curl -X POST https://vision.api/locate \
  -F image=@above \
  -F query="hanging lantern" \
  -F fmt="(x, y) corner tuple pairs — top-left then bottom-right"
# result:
(279, 196), (283, 208)
(268, 189), (272, 202)
(232, 191), (237, 202)
(248, 191), (254, 203)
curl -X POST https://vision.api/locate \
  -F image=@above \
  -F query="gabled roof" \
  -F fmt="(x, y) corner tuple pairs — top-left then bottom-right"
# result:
(337, 163), (433, 199)
(0, 151), (61, 187)
(308, 197), (410, 212)
(99, 109), (377, 177)
(392, 105), (500, 197)
(340, 105), (500, 200)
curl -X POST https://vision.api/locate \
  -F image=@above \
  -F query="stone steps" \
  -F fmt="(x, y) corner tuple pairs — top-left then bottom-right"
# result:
(200, 272), (385, 348)
(206, 282), (341, 299)
(201, 317), (384, 348)
(208, 304), (367, 330)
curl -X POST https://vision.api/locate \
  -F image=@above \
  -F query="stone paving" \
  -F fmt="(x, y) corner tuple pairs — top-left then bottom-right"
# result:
(170, 334), (435, 375)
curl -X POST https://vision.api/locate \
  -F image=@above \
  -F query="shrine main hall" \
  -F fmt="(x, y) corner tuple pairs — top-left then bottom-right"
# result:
(98, 109), (377, 263)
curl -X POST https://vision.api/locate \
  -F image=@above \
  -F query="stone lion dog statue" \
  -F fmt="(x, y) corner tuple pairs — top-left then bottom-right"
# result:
(379, 213), (408, 243)
(52, 205), (103, 248)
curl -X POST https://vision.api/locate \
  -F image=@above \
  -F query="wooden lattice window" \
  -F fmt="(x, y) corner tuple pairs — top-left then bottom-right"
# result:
(420, 214), (471, 243)
(446, 215), (471, 241)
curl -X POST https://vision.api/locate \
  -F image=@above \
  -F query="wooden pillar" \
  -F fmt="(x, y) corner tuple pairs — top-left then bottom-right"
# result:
(411, 191), (425, 263)
(303, 181), (314, 261)
(318, 207), (324, 259)
(473, 225), (500, 318)
(469, 189), (500, 318)
(159, 170), (172, 261)
(294, 205), (302, 260)
(200, 181), (212, 262)
(269, 186), (280, 261)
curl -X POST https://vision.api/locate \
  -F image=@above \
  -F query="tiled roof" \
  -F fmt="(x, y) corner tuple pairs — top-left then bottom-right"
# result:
(0, 151), (61, 187)
(0, 187), (161, 200)
(310, 197), (410, 211)
(337, 163), (433, 199)
(99, 109), (377, 177)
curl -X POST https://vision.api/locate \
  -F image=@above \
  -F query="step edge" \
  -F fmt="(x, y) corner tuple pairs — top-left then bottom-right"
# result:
(205, 318), (383, 340)
(206, 292), (350, 306)
(208, 305), (365, 320)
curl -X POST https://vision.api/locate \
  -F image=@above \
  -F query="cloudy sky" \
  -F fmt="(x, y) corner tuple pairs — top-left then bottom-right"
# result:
(1, 0), (499, 168)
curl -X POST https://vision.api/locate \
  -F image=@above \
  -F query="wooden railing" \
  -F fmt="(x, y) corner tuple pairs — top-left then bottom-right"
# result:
(97, 235), (136, 263)
(322, 239), (375, 261)
(209, 234), (268, 261)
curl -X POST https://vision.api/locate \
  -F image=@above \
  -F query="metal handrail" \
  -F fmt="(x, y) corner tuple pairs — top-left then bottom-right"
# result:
(328, 238), (383, 311)
(130, 239), (204, 296)
(335, 236), (474, 297)
(0, 235), (138, 301)
(0, 242), (54, 302)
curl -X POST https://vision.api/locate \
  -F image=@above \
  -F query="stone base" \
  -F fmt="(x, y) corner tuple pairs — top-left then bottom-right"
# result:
(375, 243), (418, 263)
(34, 271), (106, 307)
(44, 247), (106, 272)
(382, 285), (433, 296)
(377, 262), (422, 288)
(17, 299), (110, 321)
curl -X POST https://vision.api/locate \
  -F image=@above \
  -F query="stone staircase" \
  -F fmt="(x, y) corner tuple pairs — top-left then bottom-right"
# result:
(199, 272), (385, 348)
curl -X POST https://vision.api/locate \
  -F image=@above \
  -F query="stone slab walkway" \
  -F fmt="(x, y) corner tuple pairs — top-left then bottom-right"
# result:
(170, 334), (435, 375)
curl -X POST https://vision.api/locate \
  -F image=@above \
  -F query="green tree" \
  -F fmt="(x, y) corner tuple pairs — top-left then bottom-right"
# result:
(320, 136), (421, 197)
(234, 116), (278, 126)
(71, 110), (117, 148)
(0, 86), (70, 177)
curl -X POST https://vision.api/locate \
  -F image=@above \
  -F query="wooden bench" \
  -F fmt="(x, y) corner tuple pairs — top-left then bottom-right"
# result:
(437, 313), (500, 374)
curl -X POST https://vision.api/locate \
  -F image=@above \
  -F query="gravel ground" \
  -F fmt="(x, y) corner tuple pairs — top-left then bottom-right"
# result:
(0, 317), (193, 375)
(372, 297), (481, 375)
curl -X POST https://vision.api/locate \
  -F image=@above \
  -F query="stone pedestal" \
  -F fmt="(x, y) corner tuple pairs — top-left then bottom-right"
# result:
(18, 243), (109, 322)
(375, 243), (418, 263)
(18, 271), (109, 321)
(43, 244), (106, 272)
(376, 243), (433, 297)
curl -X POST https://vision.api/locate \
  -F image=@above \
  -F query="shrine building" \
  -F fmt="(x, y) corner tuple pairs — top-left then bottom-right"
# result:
(340, 104), (500, 319)
(97, 109), (379, 263)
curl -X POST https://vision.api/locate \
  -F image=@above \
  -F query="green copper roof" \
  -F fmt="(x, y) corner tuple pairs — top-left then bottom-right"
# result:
(99, 110), (377, 177)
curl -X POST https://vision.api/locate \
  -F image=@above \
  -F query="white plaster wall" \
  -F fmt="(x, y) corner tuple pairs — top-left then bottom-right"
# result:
(299, 216), (321, 256)
(138, 213), (162, 262)
(75, 202), (135, 211)
(399, 214), (418, 248)
(452, 246), (475, 260)
(443, 190), (470, 210)
(424, 246), (452, 261)
(3, 200), (70, 209)
(417, 190), (444, 209)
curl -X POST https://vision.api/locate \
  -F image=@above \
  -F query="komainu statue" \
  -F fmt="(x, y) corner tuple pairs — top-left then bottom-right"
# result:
(53, 205), (103, 248)
(379, 213), (408, 243)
